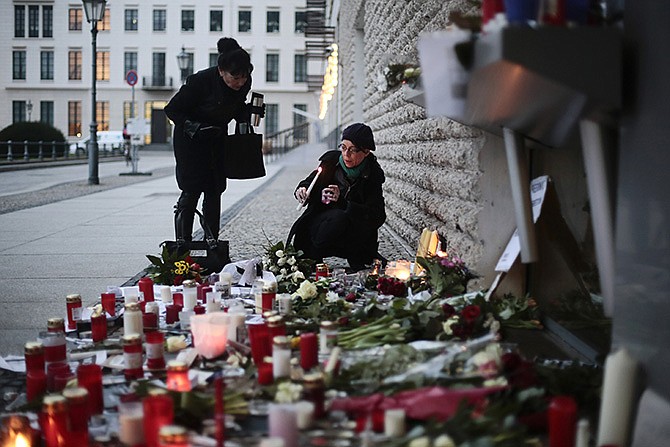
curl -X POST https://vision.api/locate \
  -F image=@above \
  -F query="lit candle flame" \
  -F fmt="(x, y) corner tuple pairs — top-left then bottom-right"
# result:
(15, 433), (31, 447)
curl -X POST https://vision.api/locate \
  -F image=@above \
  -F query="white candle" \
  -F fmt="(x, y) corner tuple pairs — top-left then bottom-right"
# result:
(124, 294), (138, 305)
(277, 294), (292, 315)
(118, 402), (145, 445)
(206, 300), (221, 313)
(145, 301), (159, 316)
(227, 312), (246, 342)
(268, 404), (298, 447)
(219, 272), (233, 284)
(272, 339), (291, 379)
(160, 286), (173, 303)
(597, 347), (638, 446)
(575, 418), (590, 447)
(296, 166), (322, 210)
(179, 310), (193, 330)
(294, 401), (314, 430)
(183, 287), (197, 311)
(384, 408), (406, 437)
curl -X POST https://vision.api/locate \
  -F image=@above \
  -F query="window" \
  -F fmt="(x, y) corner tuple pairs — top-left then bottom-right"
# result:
(295, 11), (307, 33)
(97, 51), (110, 81)
(15, 6), (25, 38)
(152, 52), (166, 86)
(28, 5), (39, 37)
(181, 10), (195, 31)
(99, 8), (111, 31)
(238, 10), (251, 32)
(294, 54), (306, 82)
(97, 101), (110, 131)
(124, 52), (138, 77)
(125, 9), (138, 31)
(69, 8), (82, 31)
(210, 10), (223, 32)
(43, 6), (53, 37)
(266, 54), (279, 83)
(68, 50), (82, 80)
(13, 101), (27, 123)
(41, 51), (54, 80)
(267, 11), (280, 33)
(265, 104), (278, 135)
(123, 101), (137, 123)
(294, 104), (308, 141)
(13, 51), (26, 80)
(40, 101), (54, 125)
(68, 101), (82, 137)
(209, 52), (218, 68)
(153, 9), (166, 31)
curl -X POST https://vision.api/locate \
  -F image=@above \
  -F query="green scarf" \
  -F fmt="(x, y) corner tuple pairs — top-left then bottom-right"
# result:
(339, 155), (368, 179)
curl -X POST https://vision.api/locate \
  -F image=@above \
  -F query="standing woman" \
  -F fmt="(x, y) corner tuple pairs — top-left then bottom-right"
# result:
(165, 38), (261, 241)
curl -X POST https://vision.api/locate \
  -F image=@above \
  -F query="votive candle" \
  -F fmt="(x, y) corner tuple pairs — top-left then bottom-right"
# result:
(166, 360), (191, 392)
(146, 331), (166, 370)
(248, 322), (270, 365)
(172, 292), (184, 307)
(26, 370), (47, 401)
(166, 304), (182, 324)
(90, 313), (107, 342)
(40, 395), (69, 447)
(182, 280), (198, 311)
(123, 302), (143, 336)
(63, 387), (89, 445)
(549, 395), (577, 447)
(300, 333), (318, 371)
(143, 312), (158, 333)
(268, 403), (298, 447)
(384, 408), (406, 437)
(257, 362), (274, 385)
(160, 286), (173, 304)
(118, 401), (145, 446)
(101, 292), (116, 316)
(597, 347), (638, 447)
(77, 363), (104, 415)
(294, 401), (315, 430)
(122, 334), (144, 380)
(139, 277), (155, 302)
(143, 392), (174, 447)
(24, 341), (45, 373)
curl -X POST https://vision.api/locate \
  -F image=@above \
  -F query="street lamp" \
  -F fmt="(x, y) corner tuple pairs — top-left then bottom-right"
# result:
(26, 100), (33, 121)
(82, 0), (106, 185)
(176, 46), (189, 84)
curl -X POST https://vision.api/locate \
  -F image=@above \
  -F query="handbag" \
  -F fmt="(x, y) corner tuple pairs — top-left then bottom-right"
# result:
(162, 210), (231, 274)
(223, 126), (266, 179)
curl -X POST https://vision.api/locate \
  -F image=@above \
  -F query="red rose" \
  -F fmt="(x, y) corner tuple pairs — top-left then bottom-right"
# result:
(442, 303), (456, 319)
(345, 292), (357, 302)
(173, 275), (183, 286)
(461, 305), (481, 322)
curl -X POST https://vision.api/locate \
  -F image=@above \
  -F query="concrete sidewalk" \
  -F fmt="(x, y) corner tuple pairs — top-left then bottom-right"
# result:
(0, 142), (413, 355)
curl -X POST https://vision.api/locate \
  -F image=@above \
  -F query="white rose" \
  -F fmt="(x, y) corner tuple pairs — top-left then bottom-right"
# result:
(442, 316), (459, 335)
(166, 335), (188, 353)
(433, 434), (456, 447)
(326, 291), (340, 302)
(287, 256), (296, 266)
(278, 257), (287, 266)
(296, 280), (318, 300)
(409, 437), (430, 447)
(280, 268), (287, 275)
(275, 250), (284, 258)
(292, 271), (305, 281)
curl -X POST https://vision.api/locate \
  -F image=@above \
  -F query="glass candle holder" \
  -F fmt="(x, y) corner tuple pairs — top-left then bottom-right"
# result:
(146, 331), (166, 370)
(193, 304), (206, 315)
(549, 395), (577, 447)
(247, 322), (270, 365)
(158, 425), (190, 447)
(172, 293), (184, 307)
(300, 332), (318, 371)
(0, 414), (34, 447)
(165, 304), (182, 324)
(91, 313), (107, 343)
(65, 293), (83, 331)
(139, 277), (155, 302)
(24, 341), (45, 373)
(319, 321), (338, 355)
(40, 394), (68, 447)
(268, 403), (298, 447)
(261, 283), (277, 313)
(160, 286), (173, 304)
(143, 392), (174, 447)
(122, 334), (144, 381)
(46, 362), (71, 392)
(143, 312), (158, 333)
(77, 363), (104, 415)
(272, 336), (291, 380)
(124, 302), (143, 336)
(118, 401), (145, 447)
(302, 373), (326, 419)
(101, 292), (117, 316)
(26, 370), (47, 401)
(182, 280), (198, 311)
(267, 315), (286, 340)
(257, 362), (274, 386)
(315, 263), (329, 280)
(166, 360), (191, 392)
(47, 317), (65, 333)
(63, 387), (90, 445)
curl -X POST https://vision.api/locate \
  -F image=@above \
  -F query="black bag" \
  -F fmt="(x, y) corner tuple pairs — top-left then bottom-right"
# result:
(223, 126), (266, 179)
(162, 210), (231, 273)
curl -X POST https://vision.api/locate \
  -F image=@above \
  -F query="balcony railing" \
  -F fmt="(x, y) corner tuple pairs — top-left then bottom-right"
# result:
(262, 122), (310, 162)
(142, 76), (174, 90)
(0, 140), (123, 166)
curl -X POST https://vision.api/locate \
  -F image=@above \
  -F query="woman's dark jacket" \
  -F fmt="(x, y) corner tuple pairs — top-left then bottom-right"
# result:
(164, 66), (251, 193)
(288, 150), (386, 259)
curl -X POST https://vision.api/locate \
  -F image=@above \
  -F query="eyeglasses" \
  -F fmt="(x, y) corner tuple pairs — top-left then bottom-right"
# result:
(339, 143), (363, 154)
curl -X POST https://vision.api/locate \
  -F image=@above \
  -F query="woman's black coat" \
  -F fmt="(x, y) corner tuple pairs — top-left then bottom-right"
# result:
(164, 66), (251, 193)
(288, 150), (386, 260)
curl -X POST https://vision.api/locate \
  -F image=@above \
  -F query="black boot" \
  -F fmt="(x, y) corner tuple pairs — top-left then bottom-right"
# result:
(174, 206), (195, 242)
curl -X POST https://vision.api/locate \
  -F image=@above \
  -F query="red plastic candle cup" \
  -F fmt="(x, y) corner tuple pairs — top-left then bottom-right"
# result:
(548, 395), (577, 447)
(166, 360), (191, 392)
(247, 322), (270, 365)
(143, 393), (174, 447)
(65, 294), (83, 331)
(300, 333), (318, 371)
(63, 387), (90, 429)
(26, 370), (47, 401)
(24, 341), (45, 373)
(41, 331), (67, 366)
(77, 363), (104, 415)
(193, 304), (206, 315)
(257, 362), (274, 385)
(143, 312), (158, 332)
(137, 300), (147, 313)
(91, 313), (107, 342)
(201, 286), (213, 301)
(145, 331), (166, 370)
(139, 277), (155, 302)
(123, 334), (144, 381)
(101, 292), (116, 316)
(165, 304), (182, 324)
(53, 370), (75, 392)
(46, 362), (71, 392)
(40, 395), (69, 447)
(172, 293), (184, 307)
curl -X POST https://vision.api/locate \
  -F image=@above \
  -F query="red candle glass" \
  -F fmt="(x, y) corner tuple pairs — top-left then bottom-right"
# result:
(143, 393), (175, 447)
(300, 332), (318, 371)
(77, 364), (104, 415)
(91, 313), (107, 342)
(143, 312), (158, 332)
(215, 377), (225, 445)
(123, 334), (144, 380)
(101, 292), (116, 316)
(139, 277), (155, 302)
(549, 395), (577, 447)
(267, 315), (286, 340)
(63, 387), (89, 445)
(193, 304), (206, 315)
(166, 361), (191, 392)
(172, 293), (184, 307)
(146, 331), (166, 370)
(303, 373), (326, 419)
(47, 317), (65, 333)
(46, 362), (71, 392)
(65, 293), (82, 331)
(257, 362), (274, 385)
(24, 341), (45, 373)
(41, 331), (66, 366)
(247, 322), (271, 365)
(53, 370), (75, 392)
(26, 370), (47, 401)
(40, 395), (69, 447)
(165, 304), (182, 324)
(315, 263), (329, 280)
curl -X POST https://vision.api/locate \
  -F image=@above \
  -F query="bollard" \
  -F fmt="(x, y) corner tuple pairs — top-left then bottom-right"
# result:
(7, 140), (13, 161)
(23, 140), (29, 161)
(38, 141), (44, 161)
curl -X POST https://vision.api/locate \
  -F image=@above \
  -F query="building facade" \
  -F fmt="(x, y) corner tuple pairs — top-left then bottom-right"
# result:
(2, 0), (318, 145)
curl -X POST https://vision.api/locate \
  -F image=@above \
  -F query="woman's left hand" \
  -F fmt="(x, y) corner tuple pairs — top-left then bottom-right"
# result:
(322, 185), (340, 204)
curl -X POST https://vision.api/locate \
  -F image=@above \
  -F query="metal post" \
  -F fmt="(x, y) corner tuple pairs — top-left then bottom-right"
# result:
(87, 20), (100, 185)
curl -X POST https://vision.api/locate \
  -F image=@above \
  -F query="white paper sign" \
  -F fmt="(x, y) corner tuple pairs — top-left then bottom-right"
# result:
(495, 176), (549, 272)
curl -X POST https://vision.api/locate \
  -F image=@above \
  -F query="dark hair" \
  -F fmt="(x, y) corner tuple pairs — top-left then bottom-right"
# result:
(218, 47), (253, 76)
(217, 37), (240, 55)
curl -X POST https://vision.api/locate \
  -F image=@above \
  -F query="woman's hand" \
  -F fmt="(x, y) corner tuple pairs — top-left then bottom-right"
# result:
(321, 185), (340, 204)
(295, 187), (308, 203)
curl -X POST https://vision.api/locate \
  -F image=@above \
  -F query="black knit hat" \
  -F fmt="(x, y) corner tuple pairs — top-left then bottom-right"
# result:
(341, 123), (375, 151)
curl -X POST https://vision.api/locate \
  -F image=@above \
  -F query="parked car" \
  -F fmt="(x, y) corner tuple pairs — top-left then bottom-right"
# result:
(69, 131), (127, 155)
